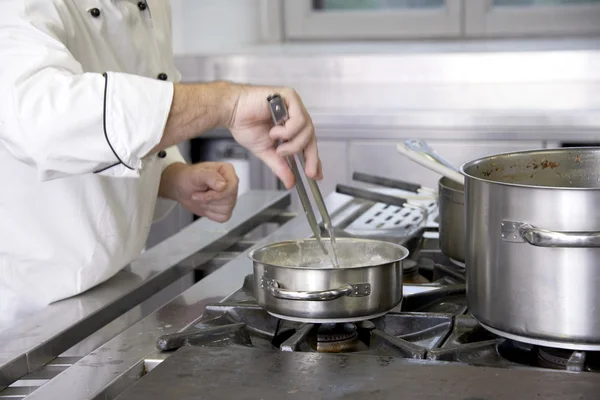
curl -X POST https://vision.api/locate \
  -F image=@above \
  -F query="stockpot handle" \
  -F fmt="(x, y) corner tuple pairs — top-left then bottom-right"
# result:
(502, 220), (600, 248)
(261, 277), (371, 301)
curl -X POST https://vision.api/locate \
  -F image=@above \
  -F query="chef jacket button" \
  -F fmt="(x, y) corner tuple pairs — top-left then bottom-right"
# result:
(157, 73), (168, 81)
(138, 1), (148, 11)
(158, 150), (167, 158)
(90, 8), (101, 18)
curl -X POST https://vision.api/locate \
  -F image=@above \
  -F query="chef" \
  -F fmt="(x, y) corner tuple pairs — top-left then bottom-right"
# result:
(0, 0), (322, 329)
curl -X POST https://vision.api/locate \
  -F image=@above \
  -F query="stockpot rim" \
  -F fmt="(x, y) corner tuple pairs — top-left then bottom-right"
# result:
(460, 147), (600, 191)
(247, 238), (409, 270)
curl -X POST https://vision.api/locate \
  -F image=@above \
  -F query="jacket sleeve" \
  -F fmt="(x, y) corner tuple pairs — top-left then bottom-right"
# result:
(0, 0), (174, 181)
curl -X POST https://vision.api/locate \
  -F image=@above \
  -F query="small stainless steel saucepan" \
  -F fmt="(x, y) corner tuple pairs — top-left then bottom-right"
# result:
(249, 238), (409, 323)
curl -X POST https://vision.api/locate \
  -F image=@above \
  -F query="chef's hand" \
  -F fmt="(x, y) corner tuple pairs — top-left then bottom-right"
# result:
(159, 162), (239, 222)
(227, 85), (323, 189)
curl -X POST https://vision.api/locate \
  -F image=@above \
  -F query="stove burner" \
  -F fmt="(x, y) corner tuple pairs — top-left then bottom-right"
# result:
(495, 341), (600, 373)
(456, 324), (498, 344)
(496, 340), (537, 367)
(315, 323), (361, 353)
(403, 259), (430, 284)
(538, 347), (575, 370)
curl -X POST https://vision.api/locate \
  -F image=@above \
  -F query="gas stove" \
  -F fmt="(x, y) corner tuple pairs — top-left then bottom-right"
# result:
(111, 188), (599, 399)
(5, 189), (599, 400)
(154, 248), (599, 375)
(151, 177), (600, 376)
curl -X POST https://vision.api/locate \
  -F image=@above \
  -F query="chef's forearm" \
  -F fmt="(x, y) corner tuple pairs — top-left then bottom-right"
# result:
(149, 82), (240, 155)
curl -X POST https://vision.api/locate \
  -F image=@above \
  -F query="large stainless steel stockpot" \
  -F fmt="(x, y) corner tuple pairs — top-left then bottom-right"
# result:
(249, 238), (409, 323)
(461, 148), (600, 350)
(438, 177), (465, 263)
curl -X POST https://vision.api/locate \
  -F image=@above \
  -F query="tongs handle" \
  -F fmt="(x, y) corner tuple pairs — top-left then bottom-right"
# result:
(267, 94), (329, 254)
(297, 155), (333, 232)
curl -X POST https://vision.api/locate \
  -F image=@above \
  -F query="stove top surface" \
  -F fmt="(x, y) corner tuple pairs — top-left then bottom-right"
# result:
(117, 191), (600, 398)
(116, 345), (600, 400)
(154, 253), (599, 375)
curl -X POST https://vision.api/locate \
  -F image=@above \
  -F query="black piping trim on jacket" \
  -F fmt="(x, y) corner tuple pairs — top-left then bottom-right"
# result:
(100, 72), (134, 170)
(94, 162), (121, 174)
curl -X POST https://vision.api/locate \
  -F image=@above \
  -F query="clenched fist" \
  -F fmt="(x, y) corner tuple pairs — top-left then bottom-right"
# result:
(159, 162), (239, 222)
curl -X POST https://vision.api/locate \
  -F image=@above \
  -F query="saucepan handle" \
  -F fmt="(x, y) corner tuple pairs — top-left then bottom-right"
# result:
(261, 277), (371, 301)
(502, 220), (600, 248)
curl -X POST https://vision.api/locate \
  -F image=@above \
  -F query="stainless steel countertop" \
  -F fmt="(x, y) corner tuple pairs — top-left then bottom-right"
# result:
(0, 190), (292, 397)
(7, 192), (355, 400)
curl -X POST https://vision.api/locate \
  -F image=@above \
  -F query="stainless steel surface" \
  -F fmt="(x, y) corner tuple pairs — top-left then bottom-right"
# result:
(112, 346), (600, 400)
(15, 192), (354, 400)
(188, 41), (589, 212)
(438, 177), (465, 262)
(461, 147), (600, 350)
(502, 220), (600, 247)
(267, 93), (334, 258)
(0, 190), (291, 396)
(249, 238), (408, 322)
(176, 48), (600, 136)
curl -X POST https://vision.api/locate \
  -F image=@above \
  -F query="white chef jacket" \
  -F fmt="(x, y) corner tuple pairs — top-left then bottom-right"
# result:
(0, 0), (186, 328)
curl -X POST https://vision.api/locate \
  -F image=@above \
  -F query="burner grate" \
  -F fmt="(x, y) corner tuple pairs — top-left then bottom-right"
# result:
(153, 255), (598, 378)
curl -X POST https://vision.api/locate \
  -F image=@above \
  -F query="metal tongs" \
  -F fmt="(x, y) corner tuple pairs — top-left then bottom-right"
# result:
(267, 94), (333, 255)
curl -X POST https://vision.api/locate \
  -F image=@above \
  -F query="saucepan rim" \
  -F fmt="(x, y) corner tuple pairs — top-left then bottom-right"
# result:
(247, 238), (409, 270)
(460, 147), (600, 191)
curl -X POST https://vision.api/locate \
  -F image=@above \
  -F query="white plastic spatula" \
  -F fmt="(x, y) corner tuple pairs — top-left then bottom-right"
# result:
(397, 139), (465, 186)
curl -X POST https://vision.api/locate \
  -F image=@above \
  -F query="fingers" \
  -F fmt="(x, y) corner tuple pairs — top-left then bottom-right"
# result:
(268, 89), (315, 156)
(191, 163), (239, 201)
(217, 163), (240, 188)
(203, 210), (232, 223)
(255, 148), (295, 189)
(193, 168), (227, 192)
(301, 137), (321, 180)
(190, 202), (237, 223)
(192, 189), (237, 203)
(186, 195), (237, 222)
(275, 124), (313, 157)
